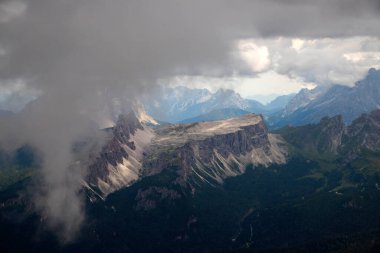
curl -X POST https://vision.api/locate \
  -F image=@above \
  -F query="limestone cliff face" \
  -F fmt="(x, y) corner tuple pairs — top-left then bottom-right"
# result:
(88, 108), (380, 196)
(86, 111), (155, 196)
(143, 114), (287, 188)
(86, 113), (287, 196)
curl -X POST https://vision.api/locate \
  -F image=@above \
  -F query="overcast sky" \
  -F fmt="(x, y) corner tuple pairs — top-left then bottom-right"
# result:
(1, 0), (379, 106)
(169, 35), (380, 98)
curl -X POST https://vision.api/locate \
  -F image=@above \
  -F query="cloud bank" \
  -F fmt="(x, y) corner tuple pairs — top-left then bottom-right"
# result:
(238, 36), (380, 86)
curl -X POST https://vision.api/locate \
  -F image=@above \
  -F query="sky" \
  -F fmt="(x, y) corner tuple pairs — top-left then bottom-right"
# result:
(1, 0), (380, 107)
(168, 36), (380, 98)
(0, 0), (379, 242)
(166, 71), (316, 99)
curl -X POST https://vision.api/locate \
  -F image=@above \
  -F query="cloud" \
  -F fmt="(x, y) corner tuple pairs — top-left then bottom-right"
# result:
(0, 0), (27, 23)
(0, 0), (236, 241)
(233, 36), (380, 87)
(237, 41), (270, 73)
(172, 36), (380, 96)
(265, 36), (380, 86)
(0, 78), (40, 111)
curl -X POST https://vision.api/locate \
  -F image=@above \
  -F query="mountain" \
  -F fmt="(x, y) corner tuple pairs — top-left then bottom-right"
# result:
(0, 145), (38, 190)
(247, 94), (282, 105)
(277, 115), (345, 154)
(2, 109), (380, 253)
(85, 111), (287, 197)
(279, 109), (380, 160)
(281, 87), (327, 117)
(265, 93), (296, 112)
(143, 86), (266, 122)
(142, 114), (286, 188)
(341, 109), (380, 154)
(143, 86), (213, 123)
(179, 108), (251, 123)
(271, 68), (380, 127)
(85, 111), (156, 197)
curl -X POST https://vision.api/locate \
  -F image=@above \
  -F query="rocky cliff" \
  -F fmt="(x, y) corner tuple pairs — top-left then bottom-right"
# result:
(278, 115), (346, 154)
(86, 113), (287, 196)
(86, 111), (155, 196)
(279, 109), (380, 158)
(341, 109), (380, 153)
(141, 114), (286, 188)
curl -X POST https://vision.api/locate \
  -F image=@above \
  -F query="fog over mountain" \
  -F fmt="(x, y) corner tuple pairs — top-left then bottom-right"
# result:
(0, 0), (379, 244)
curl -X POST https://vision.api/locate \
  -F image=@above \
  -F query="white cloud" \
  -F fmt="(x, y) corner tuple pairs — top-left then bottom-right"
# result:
(0, 79), (41, 111)
(0, 1), (27, 23)
(164, 71), (314, 98)
(237, 40), (270, 72)
(166, 36), (380, 97)
(291, 39), (305, 51)
(239, 36), (380, 86)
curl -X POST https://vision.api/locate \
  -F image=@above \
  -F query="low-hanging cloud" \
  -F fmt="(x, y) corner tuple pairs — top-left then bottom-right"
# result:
(0, 0), (379, 242)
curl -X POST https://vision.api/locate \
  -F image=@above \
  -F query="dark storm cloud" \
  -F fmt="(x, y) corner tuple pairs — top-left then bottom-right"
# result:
(1, 0), (380, 79)
(240, 0), (380, 38)
(0, 0), (379, 242)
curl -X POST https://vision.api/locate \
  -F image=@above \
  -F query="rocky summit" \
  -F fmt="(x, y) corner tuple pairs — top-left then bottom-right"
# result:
(86, 112), (287, 197)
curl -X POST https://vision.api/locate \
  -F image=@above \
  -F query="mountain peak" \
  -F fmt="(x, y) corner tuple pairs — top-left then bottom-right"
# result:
(366, 67), (380, 81)
(273, 68), (380, 127)
(368, 68), (379, 75)
(144, 86), (267, 122)
(279, 114), (345, 154)
(215, 88), (235, 94)
(132, 102), (159, 126)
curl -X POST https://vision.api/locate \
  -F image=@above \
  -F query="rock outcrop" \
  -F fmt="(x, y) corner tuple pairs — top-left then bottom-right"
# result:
(86, 111), (155, 196)
(86, 113), (288, 196)
(143, 114), (287, 188)
(280, 109), (380, 158)
(342, 109), (380, 153)
(279, 115), (346, 154)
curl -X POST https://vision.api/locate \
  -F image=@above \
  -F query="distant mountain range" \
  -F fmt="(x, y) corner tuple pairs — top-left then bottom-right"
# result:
(14, 69), (380, 129)
(143, 86), (265, 122)
(265, 93), (296, 111)
(145, 68), (380, 128)
(179, 108), (251, 123)
(143, 86), (292, 123)
(270, 68), (380, 127)
(3, 69), (379, 130)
